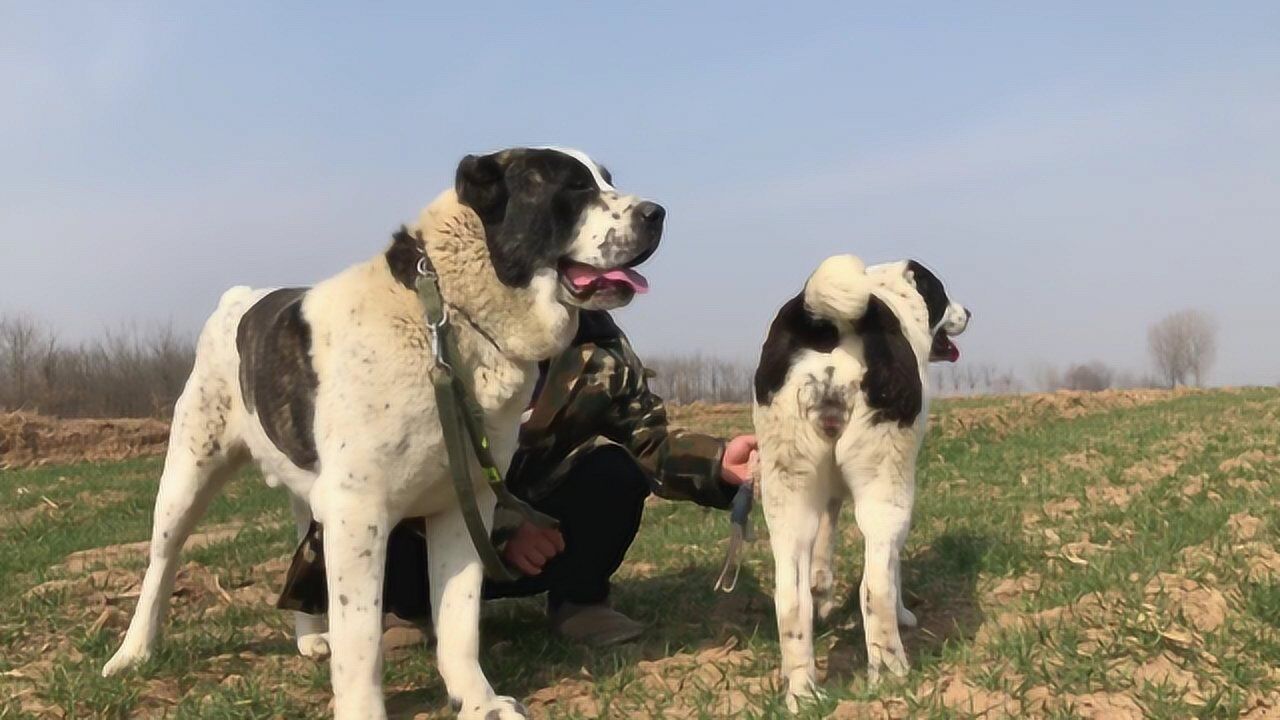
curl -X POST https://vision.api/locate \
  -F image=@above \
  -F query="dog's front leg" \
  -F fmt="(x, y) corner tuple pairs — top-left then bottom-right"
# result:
(315, 486), (390, 720)
(427, 491), (527, 720)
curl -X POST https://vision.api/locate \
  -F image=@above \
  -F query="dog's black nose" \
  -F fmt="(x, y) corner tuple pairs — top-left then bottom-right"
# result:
(965, 307), (972, 320)
(635, 201), (665, 225)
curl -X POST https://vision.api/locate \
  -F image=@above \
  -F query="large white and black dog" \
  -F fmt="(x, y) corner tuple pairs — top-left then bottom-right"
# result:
(752, 255), (969, 710)
(101, 147), (663, 720)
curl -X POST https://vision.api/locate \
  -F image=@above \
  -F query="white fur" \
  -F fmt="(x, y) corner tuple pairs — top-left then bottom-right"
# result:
(534, 146), (654, 272)
(803, 254), (873, 324)
(101, 190), (581, 720)
(537, 145), (615, 191)
(565, 190), (649, 270)
(754, 256), (967, 711)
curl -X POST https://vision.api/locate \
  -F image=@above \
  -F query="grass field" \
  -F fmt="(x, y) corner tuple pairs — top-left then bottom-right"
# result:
(2, 389), (1278, 718)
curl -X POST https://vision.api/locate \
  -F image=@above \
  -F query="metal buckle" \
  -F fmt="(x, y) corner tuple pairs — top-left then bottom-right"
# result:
(426, 305), (452, 372)
(416, 256), (435, 279)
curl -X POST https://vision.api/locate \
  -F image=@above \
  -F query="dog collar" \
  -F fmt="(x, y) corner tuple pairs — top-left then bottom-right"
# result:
(410, 239), (505, 356)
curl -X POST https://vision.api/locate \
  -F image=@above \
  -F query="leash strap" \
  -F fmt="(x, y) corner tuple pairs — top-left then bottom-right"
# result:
(713, 480), (754, 592)
(415, 260), (557, 583)
(714, 450), (759, 593)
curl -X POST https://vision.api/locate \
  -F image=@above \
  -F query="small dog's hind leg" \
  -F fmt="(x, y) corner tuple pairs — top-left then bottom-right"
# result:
(896, 563), (917, 628)
(762, 465), (829, 712)
(811, 496), (843, 621)
(846, 472), (913, 685)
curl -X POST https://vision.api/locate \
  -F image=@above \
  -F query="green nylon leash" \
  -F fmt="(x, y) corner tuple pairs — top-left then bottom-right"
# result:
(414, 255), (558, 583)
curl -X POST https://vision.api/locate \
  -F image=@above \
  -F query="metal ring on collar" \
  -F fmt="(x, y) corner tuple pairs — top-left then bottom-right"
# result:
(416, 256), (435, 278)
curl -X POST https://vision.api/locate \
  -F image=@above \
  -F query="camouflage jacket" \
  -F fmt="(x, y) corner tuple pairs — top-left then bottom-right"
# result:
(276, 311), (732, 615)
(503, 310), (734, 513)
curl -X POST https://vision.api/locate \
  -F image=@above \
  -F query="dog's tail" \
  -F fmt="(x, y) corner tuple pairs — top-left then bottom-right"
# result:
(803, 254), (875, 323)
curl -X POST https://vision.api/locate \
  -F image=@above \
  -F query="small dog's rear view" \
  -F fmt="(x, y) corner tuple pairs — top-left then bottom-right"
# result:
(752, 255), (969, 710)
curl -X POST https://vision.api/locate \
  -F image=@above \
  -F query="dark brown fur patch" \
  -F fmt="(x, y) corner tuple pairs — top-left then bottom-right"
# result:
(236, 288), (320, 471)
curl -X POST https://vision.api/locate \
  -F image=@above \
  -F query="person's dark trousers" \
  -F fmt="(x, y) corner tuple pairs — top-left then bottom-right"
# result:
(483, 445), (651, 610)
(376, 445), (651, 620)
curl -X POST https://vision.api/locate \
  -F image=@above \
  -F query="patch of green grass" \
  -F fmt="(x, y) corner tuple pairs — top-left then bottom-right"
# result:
(1, 388), (1277, 718)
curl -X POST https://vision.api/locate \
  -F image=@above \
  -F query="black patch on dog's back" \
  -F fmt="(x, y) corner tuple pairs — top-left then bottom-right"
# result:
(907, 260), (949, 329)
(857, 295), (922, 427)
(236, 288), (320, 471)
(754, 292), (840, 405)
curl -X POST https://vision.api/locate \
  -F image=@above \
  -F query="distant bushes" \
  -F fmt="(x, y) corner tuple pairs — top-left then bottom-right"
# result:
(0, 314), (195, 418)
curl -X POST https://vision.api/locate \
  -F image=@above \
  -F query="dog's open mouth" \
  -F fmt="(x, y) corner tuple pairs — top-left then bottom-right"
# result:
(559, 261), (650, 299)
(930, 333), (960, 363)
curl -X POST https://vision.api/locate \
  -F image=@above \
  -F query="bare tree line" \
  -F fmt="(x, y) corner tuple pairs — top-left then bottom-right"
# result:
(0, 314), (195, 418)
(645, 354), (755, 404)
(932, 363), (1025, 395)
(0, 306), (1224, 417)
(648, 308), (1218, 401)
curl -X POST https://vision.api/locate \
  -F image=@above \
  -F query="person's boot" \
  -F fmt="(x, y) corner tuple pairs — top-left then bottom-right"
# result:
(550, 602), (645, 646)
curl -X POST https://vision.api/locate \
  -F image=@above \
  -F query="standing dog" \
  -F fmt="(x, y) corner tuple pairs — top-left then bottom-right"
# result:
(752, 255), (969, 709)
(102, 147), (664, 720)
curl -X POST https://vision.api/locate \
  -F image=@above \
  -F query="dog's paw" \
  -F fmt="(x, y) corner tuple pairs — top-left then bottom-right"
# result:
(865, 640), (909, 686)
(815, 596), (838, 622)
(896, 605), (918, 628)
(783, 672), (823, 714)
(102, 642), (150, 677)
(811, 569), (836, 621)
(297, 632), (331, 661)
(457, 696), (528, 720)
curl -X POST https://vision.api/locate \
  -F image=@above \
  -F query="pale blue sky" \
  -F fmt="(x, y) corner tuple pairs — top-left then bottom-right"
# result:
(2, 2), (1277, 385)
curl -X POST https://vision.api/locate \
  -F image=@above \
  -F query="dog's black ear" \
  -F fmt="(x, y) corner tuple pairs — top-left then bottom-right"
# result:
(455, 152), (509, 226)
(906, 260), (948, 329)
(455, 149), (558, 287)
(857, 295), (922, 427)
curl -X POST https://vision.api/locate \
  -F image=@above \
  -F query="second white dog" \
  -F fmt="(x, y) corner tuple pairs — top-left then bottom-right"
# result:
(752, 255), (969, 709)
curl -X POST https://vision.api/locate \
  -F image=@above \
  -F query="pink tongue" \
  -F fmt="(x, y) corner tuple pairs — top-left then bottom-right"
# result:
(564, 265), (650, 294)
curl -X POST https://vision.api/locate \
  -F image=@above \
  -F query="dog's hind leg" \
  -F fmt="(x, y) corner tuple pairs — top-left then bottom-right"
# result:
(103, 382), (242, 677)
(762, 461), (830, 712)
(840, 446), (914, 685)
(287, 492), (330, 660)
(427, 494), (528, 720)
(896, 570), (918, 628)
(811, 496), (843, 622)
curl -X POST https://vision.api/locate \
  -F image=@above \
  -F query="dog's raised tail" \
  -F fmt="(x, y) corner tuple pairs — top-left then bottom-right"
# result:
(803, 254), (874, 323)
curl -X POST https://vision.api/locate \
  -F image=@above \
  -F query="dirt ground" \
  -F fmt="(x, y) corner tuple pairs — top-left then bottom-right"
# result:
(0, 412), (169, 470)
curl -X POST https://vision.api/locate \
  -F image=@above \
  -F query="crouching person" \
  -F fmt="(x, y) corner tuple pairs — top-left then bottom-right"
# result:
(277, 310), (756, 646)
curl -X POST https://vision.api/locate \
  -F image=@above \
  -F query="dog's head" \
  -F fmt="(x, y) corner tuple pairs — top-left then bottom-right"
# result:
(865, 260), (970, 363)
(904, 260), (970, 362)
(454, 147), (663, 311)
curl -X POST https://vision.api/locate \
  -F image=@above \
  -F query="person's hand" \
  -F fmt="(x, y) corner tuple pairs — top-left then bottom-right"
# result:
(720, 434), (758, 486)
(502, 521), (565, 576)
